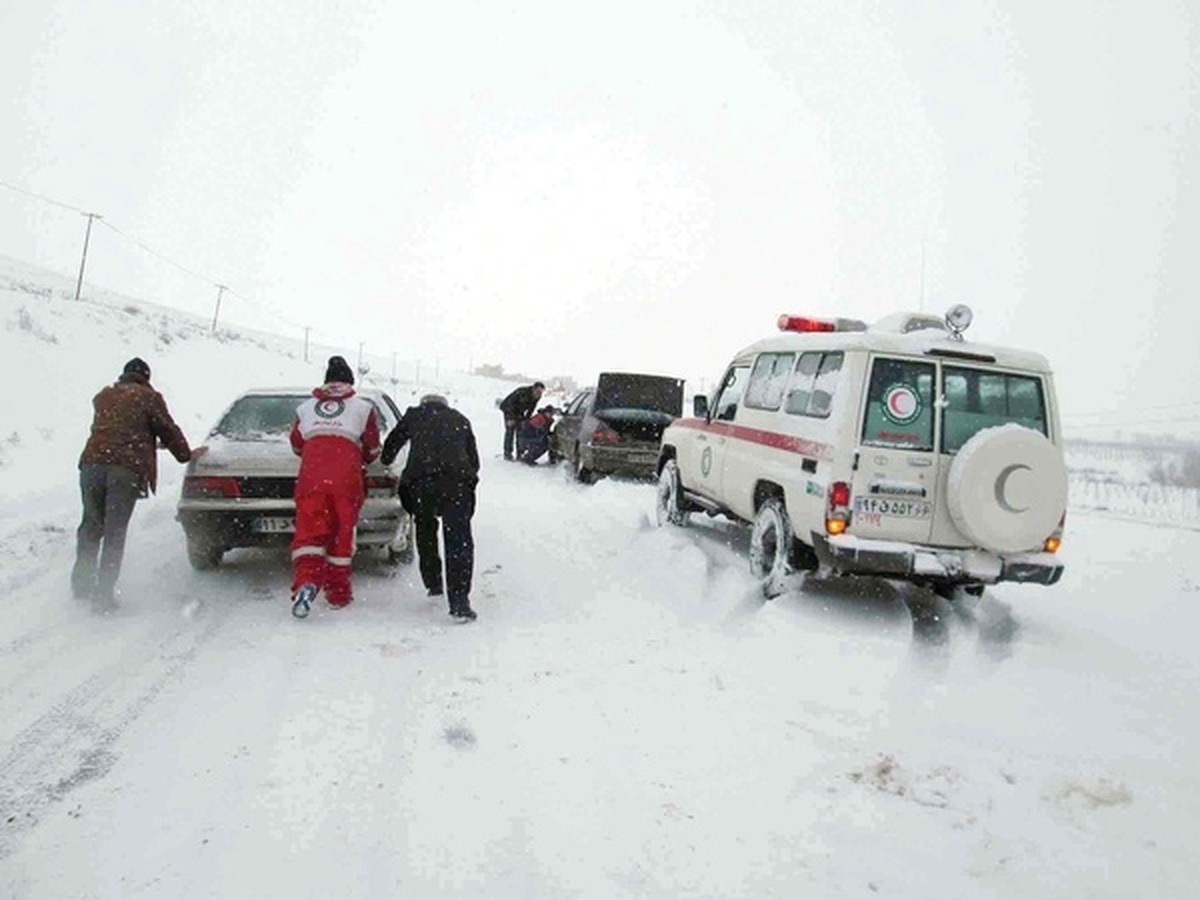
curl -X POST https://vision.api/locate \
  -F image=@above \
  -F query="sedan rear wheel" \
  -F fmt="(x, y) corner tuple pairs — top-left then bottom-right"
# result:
(385, 515), (415, 566)
(749, 498), (793, 599)
(186, 533), (224, 571)
(574, 445), (594, 484)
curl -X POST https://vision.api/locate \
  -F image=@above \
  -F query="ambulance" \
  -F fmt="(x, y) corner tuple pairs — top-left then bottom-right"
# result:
(655, 306), (1068, 598)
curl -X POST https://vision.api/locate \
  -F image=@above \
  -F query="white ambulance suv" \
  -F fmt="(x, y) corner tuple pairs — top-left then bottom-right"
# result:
(655, 306), (1068, 599)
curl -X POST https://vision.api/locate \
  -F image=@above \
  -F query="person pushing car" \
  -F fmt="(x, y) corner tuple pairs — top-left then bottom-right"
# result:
(382, 393), (481, 622)
(288, 355), (381, 618)
(73, 356), (193, 610)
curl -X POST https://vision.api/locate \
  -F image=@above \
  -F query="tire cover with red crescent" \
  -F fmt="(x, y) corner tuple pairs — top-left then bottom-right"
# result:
(946, 424), (1068, 554)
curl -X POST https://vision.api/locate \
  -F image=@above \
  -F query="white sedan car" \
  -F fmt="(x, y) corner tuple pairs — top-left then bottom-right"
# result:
(175, 386), (413, 570)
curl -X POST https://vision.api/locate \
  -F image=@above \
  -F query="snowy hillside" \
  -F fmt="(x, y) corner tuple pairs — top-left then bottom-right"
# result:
(0, 255), (518, 499)
(1, 257), (1198, 898)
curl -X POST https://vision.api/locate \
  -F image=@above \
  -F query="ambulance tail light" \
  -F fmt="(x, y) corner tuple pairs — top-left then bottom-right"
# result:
(827, 481), (852, 535)
(1044, 512), (1066, 554)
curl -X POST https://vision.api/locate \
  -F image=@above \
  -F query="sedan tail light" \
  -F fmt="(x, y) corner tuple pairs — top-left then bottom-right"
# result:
(183, 476), (241, 499)
(590, 423), (621, 445)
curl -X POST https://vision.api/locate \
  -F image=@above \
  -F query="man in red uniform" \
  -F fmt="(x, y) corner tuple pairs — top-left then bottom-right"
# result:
(288, 356), (381, 618)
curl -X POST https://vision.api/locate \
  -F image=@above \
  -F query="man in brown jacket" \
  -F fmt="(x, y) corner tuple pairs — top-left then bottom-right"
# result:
(72, 357), (193, 607)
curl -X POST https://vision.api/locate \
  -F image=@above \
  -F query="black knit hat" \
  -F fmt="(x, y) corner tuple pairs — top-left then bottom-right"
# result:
(325, 355), (355, 385)
(123, 357), (151, 380)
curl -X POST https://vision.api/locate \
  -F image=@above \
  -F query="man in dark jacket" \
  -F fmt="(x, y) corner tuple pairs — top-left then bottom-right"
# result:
(382, 393), (480, 621)
(72, 357), (193, 607)
(498, 381), (544, 460)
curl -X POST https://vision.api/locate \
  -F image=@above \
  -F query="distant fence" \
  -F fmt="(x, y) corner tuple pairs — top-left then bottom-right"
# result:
(1067, 440), (1200, 526)
(1069, 474), (1200, 526)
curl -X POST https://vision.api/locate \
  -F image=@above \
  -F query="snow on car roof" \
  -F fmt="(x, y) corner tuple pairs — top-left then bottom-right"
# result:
(238, 386), (391, 397)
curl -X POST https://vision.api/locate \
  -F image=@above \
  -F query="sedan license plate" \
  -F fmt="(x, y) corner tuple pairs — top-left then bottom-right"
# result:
(853, 497), (931, 519)
(252, 516), (295, 534)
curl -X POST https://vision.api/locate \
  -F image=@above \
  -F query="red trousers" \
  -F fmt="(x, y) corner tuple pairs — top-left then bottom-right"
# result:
(291, 489), (362, 604)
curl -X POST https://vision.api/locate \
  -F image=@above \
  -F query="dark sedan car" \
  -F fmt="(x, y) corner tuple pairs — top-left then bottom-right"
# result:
(551, 372), (684, 483)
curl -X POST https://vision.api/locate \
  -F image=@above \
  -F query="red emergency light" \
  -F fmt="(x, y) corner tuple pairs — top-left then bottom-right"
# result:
(777, 314), (836, 333)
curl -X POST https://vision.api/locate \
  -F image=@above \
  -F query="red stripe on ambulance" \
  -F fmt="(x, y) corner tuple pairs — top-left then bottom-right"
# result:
(673, 418), (832, 460)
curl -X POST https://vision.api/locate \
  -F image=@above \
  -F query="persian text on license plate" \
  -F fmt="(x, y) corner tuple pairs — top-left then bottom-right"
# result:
(853, 497), (932, 518)
(252, 517), (295, 533)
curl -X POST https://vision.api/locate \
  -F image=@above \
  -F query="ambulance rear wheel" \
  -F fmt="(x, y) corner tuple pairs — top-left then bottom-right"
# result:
(749, 498), (793, 599)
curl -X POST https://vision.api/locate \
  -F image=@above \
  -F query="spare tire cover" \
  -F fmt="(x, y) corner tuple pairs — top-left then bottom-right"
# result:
(947, 424), (1068, 554)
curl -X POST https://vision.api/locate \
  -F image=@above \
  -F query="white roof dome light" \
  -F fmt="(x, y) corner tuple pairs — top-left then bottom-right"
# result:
(944, 303), (973, 340)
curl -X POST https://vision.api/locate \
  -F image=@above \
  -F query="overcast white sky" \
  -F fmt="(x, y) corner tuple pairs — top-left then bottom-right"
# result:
(2, 0), (1197, 435)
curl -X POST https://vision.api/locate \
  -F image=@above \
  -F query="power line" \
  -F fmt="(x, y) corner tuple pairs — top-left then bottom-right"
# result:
(225, 286), (304, 331)
(97, 218), (218, 285)
(0, 179), (85, 214)
(0, 177), (303, 332)
(3, 177), (429, 367)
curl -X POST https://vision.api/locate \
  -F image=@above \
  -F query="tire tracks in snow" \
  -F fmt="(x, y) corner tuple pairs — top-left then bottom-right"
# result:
(0, 610), (227, 861)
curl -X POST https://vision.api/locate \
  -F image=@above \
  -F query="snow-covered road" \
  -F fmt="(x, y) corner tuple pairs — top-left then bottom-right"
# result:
(2, 450), (1197, 899)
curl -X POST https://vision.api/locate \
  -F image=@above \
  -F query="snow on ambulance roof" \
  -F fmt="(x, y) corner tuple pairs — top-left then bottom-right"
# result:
(732, 310), (1054, 374)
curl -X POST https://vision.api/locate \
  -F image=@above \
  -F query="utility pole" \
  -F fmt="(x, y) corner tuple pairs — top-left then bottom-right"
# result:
(74, 212), (102, 301)
(211, 284), (227, 332)
(390, 351), (397, 386)
(303, 326), (310, 362)
(357, 341), (364, 375)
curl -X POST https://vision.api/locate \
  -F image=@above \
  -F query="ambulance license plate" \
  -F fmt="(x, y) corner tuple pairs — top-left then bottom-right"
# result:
(853, 497), (932, 518)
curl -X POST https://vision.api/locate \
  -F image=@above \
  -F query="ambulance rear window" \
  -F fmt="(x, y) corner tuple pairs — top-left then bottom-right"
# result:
(941, 367), (1048, 453)
(861, 358), (936, 451)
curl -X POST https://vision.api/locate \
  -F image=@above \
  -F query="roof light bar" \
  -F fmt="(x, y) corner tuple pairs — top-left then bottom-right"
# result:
(777, 314), (867, 334)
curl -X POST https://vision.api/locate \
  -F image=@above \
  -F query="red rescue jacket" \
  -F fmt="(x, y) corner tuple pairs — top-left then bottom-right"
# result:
(289, 383), (381, 498)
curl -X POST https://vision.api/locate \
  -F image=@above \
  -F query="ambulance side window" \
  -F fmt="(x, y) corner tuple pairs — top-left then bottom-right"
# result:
(785, 352), (843, 418)
(712, 365), (751, 421)
(744, 353), (796, 411)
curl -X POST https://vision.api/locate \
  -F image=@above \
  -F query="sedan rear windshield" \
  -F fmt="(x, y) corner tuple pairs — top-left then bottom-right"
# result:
(941, 367), (1048, 453)
(213, 395), (307, 439)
